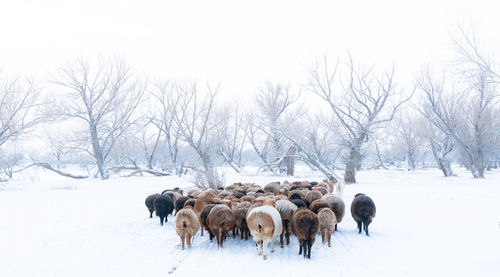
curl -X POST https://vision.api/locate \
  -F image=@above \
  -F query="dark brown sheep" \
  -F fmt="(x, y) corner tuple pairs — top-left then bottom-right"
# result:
(291, 199), (307, 209)
(293, 209), (319, 259)
(201, 204), (216, 241)
(309, 199), (330, 214)
(174, 196), (190, 215)
(184, 198), (196, 208)
(153, 195), (174, 226)
(207, 205), (235, 248)
(145, 193), (160, 218)
(351, 193), (376, 236)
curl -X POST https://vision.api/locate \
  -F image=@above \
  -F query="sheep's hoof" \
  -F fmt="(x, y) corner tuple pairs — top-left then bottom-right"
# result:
(280, 245), (284, 248)
(258, 252), (262, 256)
(263, 255), (267, 260)
(271, 249), (275, 253)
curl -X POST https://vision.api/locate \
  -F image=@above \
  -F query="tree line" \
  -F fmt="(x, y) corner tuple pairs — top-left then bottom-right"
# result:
(1, 25), (498, 183)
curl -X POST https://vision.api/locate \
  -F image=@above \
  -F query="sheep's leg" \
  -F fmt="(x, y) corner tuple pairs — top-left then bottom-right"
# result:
(335, 223), (338, 231)
(280, 232), (284, 248)
(262, 239), (269, 260)
(321, 230), (325, 244)
(201, 225), (204, 236)
(365, 222), (370, 236)
(181, 235), (185, 250)
(160, 216), (164, 226)
(298, 240), (303, 255)
(357, 221), (362, 234)
(187, 234), (192, 248)
(286, 229), (291, 245)
(307, 238), (311, 258)
(257, 240), (262, 256)
(271, 238), (275, 253)
(149, 210), (153, 218)
(328, 232), (331, 247)
(165, 215), (168, 223)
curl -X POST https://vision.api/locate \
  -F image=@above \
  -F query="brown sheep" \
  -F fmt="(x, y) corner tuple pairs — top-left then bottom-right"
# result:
(351, 193), (376, 236)
(313, 186), (328, 195)
(309, 199), (330, 214)
(145, 193), (160, 218)
(275, 199), (297, 248)
(318, 207), (337, 247)
(263, 182), (280, 194)
(234, 201), (252, 240)
(322, 195), (345, 231)
(174, 196), (190, 215)
(293, 209), (319, 259)
(305, 190), (323, 204)
(240, 195), (256, 202)
(175, 207), (200, 250)
(207, 205), (235, 248)
(194, 195), (214, 236)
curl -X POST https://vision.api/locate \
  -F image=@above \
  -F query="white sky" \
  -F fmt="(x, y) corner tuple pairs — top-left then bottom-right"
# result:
(1, 0), (499, 99)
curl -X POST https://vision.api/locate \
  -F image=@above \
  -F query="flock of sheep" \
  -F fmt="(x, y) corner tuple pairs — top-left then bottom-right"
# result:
(145, 180), (376, 259)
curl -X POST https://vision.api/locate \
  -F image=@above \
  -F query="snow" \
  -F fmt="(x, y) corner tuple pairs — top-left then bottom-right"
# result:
(1, 167), (499, 277)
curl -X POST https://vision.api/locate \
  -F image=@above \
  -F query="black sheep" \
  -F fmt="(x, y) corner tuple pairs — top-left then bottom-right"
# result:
(350, 193), (376, 236)
(145, 193), (160, 218)
(175, 196), (190, 215)
(154, 195), (174, 226)
(291, 199), (307, 209)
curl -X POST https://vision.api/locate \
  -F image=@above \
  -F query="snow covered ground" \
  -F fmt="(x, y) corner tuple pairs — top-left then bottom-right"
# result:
(1, 167), (499, 277)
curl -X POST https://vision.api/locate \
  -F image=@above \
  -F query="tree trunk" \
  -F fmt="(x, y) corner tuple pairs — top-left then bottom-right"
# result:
(344, 147), (361, 184)
(407, 148), (416, 171)
(89, 122), (108, 180)
(286, 156), (294, 176)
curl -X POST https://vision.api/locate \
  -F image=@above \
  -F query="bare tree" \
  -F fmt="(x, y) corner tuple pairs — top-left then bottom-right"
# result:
(173, 80), (221, 173)
(392, 111), (424, 171)
(150, 81), (188, 175)
(249, 81), (300, 175)
(54, 57), (145, 179)
(0, 74), (47, 147)
(306, 55), (413, 183)
(214, 103), (248, 173)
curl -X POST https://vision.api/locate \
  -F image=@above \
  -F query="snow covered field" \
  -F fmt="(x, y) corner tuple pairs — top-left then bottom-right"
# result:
(1, 167), (499, 277)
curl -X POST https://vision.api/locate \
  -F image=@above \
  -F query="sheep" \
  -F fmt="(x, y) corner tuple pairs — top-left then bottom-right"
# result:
(293, 209), (319, 259)
(309, 199), (330, 214)
(174, 196), (190, 215)
(351, 193), (376, 236)
(145, 193), (160, 218)
(246, 202), (282, 260)
(162, 190), (182, 203)
(194, 195), (214, 236)
(153, 195), (174, 226)
(275, 199), (297, 248)
(305, 190), (323, 204)
(200, 204), (216, 241)
(175, 207), (200, 250)
(207, 205), (236, 248)
(312, 186), (328, 195)
(291, 199), (307, 209)
(323, 194), (346, 231)
(234, 201), (252, 240)
(184, 198), (196, 208)
(263, 182), (280, 194)
(318, 207), (337, 247)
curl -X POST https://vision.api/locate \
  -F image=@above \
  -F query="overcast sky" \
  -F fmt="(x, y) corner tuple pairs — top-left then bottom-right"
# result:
(1, 0), (498, 99)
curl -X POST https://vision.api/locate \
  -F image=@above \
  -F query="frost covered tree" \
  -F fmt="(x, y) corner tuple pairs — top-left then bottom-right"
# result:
(416, 25), (499, 178)
(213, 103), (248, 173)
(0, 75), (46, 147)
(248, 81), (300, 175)
(54, 57), (145, 179)
(306, 55), (412, 183)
